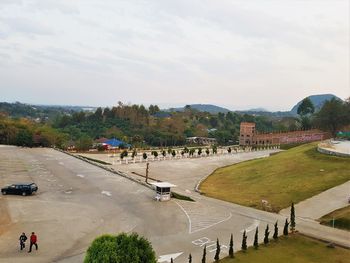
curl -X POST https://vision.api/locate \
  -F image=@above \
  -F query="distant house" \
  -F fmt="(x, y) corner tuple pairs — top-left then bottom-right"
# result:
(186, 137), (217, 145)
(104, 138), (130, 148)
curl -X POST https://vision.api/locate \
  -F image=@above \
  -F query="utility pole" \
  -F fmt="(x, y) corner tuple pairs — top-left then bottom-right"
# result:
(146, 162), (149, 183)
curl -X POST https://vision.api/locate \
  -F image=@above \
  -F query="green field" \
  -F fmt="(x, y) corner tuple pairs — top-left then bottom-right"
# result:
(319, 206), (350, 231)
(219, 234), (350, 263)
(200, 143), (350, 212)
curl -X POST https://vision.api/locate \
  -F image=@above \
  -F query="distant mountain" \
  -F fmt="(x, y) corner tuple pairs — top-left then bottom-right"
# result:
(235, 110), (293, 118)
(246, 107), (268, 112)
(168, 104), (231, 114)
(290, 94), (342, 115)
(0, 102), (96, 119)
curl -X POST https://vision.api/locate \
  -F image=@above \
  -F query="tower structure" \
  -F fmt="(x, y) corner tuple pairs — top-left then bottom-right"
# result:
(239, 122), (256, 146)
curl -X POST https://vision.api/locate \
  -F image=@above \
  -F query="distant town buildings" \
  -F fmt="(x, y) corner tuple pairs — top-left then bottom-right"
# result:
(239, 122), (330, 146)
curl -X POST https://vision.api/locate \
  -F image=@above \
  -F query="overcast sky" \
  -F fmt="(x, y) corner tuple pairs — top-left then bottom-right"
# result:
(0, 0), (349, 111)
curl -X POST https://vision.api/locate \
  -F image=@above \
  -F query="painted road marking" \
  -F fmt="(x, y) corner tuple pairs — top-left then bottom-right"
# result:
(101, 191), (112, 197)
(192, 237), (228, 253)
(76, 174), (85, 178)
(158, 252), (183, 262)
(192, 237), (210, 247)
(174, 200), (232, 233)
(240, 219), (260, 233)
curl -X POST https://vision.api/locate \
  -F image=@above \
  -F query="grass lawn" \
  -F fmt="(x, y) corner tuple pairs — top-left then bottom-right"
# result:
(319, 206), (350, 231)
(200, 142), (350, 212)
(219, 234), (350, 263)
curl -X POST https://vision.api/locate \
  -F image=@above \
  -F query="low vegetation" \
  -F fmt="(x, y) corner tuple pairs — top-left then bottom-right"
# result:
(219, 234), (350, 263)
(78, 155), (112, 165)
(84, 233), (156, 263)
(319, 206), (350, 231)
(200, 143), (350, 212)
(171, 191), (195, 202)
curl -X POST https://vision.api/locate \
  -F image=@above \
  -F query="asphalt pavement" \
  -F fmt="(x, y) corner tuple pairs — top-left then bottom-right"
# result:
(0, 146), (349, 263)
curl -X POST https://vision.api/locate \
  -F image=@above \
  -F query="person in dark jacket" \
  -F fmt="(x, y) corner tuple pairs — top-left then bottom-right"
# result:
(19, 233), (27, 250)
(28, 232), (38, 253)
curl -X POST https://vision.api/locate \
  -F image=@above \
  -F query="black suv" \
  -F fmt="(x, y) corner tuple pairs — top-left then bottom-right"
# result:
(1, 183), (38, 196)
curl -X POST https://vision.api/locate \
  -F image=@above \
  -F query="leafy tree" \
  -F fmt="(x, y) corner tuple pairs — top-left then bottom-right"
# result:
(214, 238), (220, 261)
(197, 148), (202, 156)
(228, 147), (232, 154)
(120, 150), (128, 159)
(15, 129), (34, 147)
(189, 148), (195, 156)
(181, 150), (185, 156)
(254, 227), (259, 249)
(162, 150), (166, 157)
(131, 150), (137, 159)
(273, 221), (278, 240)
(241, 230), (247, 251)
(314, 98), (348, 136)
(184, 147), (189, 153)
(171, 150), (176, 157)
(97, 144), (105, 152)
(205, 148), (210, 155)
(290, 202), (296, 232)
(300, 116), (312, 130)
(202, 245), (206, 263)
(297, 98), (315, 116)
(76, 135), (92, 151)
(229, 234), (234, 258)
(297, 98), (315, 130)
(283, 219), (289, 236)
(264, 224), (270, 245)
(84, 233), (156, 263)
(143, 152), (148, 160)
(148, 104), (160, 115)
(188, 253), (192, 263)
(168, 148), (172, 154)
(212, 145), (217, 154)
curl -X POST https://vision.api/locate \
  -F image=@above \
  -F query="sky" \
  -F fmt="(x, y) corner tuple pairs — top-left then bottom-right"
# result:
(0, 0), (349, 111)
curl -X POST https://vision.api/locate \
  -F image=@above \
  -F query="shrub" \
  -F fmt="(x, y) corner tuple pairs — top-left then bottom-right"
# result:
(84, 233), (156, 263)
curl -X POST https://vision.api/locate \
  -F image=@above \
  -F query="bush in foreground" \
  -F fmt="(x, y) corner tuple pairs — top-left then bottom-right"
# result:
(84, 233), (156, 263)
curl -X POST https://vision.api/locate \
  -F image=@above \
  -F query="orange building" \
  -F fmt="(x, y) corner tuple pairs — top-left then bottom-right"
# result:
(239, 122), (330, 146)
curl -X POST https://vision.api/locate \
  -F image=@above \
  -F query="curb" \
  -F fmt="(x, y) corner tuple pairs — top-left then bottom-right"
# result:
(53, 148), (153, 190)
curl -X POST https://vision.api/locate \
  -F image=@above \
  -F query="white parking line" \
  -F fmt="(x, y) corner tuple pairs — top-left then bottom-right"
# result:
(101, 191), (112, 197)
(240, 219), (260, 233)
(173, 201), (192, 234)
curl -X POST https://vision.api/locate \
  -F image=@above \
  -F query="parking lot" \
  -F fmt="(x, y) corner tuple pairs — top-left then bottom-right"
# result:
(0, 146), (288, 262)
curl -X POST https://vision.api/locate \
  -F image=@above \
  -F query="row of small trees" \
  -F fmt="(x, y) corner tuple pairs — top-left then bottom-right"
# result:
(120, 146), (234, 160)
(181, 203), (296, 263)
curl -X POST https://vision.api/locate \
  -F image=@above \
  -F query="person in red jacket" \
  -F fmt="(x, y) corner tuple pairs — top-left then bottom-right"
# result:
(28, 232), (38, 253)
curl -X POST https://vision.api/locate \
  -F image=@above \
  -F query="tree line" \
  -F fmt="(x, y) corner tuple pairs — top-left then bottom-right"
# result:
(0, 98), (349, 149)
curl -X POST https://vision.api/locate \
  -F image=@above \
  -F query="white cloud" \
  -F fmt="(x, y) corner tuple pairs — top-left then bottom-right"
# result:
(0, 0), (348, 111)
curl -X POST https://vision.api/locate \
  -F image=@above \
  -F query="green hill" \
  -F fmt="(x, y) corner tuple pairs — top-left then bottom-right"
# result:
(169, 104), (231, 114)
(290, 94), (342, 114)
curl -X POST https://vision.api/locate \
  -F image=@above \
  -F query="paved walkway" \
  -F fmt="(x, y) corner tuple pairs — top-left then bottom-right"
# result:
(280, 180), (350, 248)
(280, 180), (350, 220)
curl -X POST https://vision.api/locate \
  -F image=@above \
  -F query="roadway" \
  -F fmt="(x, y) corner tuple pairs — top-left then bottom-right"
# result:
(0, 146), (348, 263)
